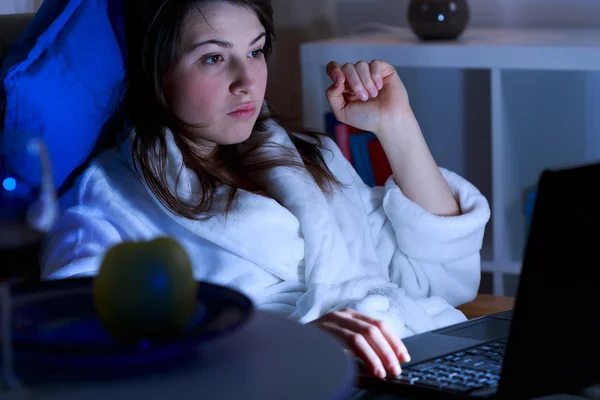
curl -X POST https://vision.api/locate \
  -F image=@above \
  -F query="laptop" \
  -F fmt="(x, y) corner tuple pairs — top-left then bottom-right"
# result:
(358, 162), (600, 399)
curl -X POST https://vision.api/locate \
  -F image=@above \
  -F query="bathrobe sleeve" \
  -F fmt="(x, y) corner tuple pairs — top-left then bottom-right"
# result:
(321, 136), (491, 307)
(40, 161), (150, 280)
(41, 204), (124, 279)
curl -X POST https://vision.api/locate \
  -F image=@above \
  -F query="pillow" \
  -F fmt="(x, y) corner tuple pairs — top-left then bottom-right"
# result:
(1, 0), (126, 192)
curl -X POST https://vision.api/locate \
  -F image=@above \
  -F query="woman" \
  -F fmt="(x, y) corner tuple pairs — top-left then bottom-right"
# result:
(41, 0), (490, 381)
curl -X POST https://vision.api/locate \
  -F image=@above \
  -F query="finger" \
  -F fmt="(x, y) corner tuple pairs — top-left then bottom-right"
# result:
(325, 62), (349, 114)
(326, 61), (345, 84)
(356, 60), (378, 98)
(340, 88), (360, 103)
(325, 62), (347, 112)
(348, 310), (411, 363)
(345, 309), (409, 360)
(326, 80), (347, 114)
(369, 60), (385, 90)
(370, 59), (397, 89)
(341, 62), (368, 101)
(334, 314), (402, 376)
(320, 321), (387, 379)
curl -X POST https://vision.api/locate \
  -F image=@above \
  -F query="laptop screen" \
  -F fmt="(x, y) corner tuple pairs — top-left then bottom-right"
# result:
(498, 163), (600, 399)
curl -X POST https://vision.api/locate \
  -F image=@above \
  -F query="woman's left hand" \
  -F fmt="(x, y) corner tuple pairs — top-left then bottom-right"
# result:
(325, 60), (413, 136)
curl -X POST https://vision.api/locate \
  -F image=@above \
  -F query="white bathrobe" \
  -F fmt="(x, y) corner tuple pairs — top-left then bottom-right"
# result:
(41, 119), (490, 338)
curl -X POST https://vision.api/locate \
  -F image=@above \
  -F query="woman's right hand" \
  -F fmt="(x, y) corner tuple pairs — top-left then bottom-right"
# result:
(309, 308), (411, 379)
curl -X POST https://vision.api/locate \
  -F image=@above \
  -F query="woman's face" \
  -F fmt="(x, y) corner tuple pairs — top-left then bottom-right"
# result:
(167, 2), (268, 147)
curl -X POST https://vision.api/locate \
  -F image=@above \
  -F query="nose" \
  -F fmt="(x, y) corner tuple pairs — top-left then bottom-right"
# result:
(230, 63), (257, 95)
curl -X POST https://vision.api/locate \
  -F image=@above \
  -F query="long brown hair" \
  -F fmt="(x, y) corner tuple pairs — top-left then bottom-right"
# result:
(122, 0), (342, 220)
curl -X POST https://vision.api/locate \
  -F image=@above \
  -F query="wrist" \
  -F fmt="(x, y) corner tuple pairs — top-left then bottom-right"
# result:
(376, 111), (423, 145)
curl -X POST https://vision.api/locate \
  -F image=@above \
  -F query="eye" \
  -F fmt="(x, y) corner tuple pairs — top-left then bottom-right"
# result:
(202, 54), (224, 65)
(249, 49), (265, 59)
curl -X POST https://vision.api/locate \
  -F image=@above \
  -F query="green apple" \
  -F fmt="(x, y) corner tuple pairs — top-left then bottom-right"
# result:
(93, 237), (198, 342)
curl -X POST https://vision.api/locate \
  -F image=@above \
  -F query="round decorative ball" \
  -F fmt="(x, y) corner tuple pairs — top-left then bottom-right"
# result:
(407, 0), (470, 41)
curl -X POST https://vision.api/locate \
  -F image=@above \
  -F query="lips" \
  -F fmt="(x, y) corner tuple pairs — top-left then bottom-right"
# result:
(229, 103), (255, 114)
(227, 102), (256, 119)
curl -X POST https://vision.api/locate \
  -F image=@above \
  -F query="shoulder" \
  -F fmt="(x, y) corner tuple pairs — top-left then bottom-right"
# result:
(61, 146), (138, 208)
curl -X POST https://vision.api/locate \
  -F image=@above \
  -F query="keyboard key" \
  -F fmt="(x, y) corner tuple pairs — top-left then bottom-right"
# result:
(450, 376), (469, 384)
(425, 372), (443, 379)
(484, 372), (501, 381)
(409, 362), (438, 372)
(466, 349), (483, 355)
(455, 355), (488, 365)
(481, 351), (499, 358)
(406, 371), (428, 379)
(461, 369), (478, 375)
(471, 361), (495, 371)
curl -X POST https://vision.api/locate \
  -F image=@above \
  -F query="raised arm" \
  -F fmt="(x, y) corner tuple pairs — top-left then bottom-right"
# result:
(325, 59), (460, 216)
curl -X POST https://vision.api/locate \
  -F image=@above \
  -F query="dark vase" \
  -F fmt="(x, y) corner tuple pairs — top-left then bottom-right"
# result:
(407, 0), (470, 41)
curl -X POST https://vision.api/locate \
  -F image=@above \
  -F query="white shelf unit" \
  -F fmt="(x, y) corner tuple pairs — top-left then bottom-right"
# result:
(300, 28), (600, 295)
(0, 0), (40, 14)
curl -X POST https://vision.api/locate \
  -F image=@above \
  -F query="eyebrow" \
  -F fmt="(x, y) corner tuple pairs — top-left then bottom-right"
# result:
(186, 32), (266, 53)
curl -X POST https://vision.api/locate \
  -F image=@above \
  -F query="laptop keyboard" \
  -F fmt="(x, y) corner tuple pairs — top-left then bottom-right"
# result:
(389, 339), (506, 394)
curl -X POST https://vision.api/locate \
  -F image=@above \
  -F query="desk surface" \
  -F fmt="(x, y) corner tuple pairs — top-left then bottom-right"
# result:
(457, 294), (515, 320)
(16, 311), (355, 400)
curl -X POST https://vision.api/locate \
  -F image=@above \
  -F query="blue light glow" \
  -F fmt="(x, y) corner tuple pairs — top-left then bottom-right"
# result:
(438, 14), (445, 22)
(2, 177), (16, 191)
(139, 339), (151, 351)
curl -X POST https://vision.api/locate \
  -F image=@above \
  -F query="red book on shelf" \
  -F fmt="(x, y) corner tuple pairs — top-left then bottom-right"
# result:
(334, 123), (362, 163)
(367, 138), (393, 186)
